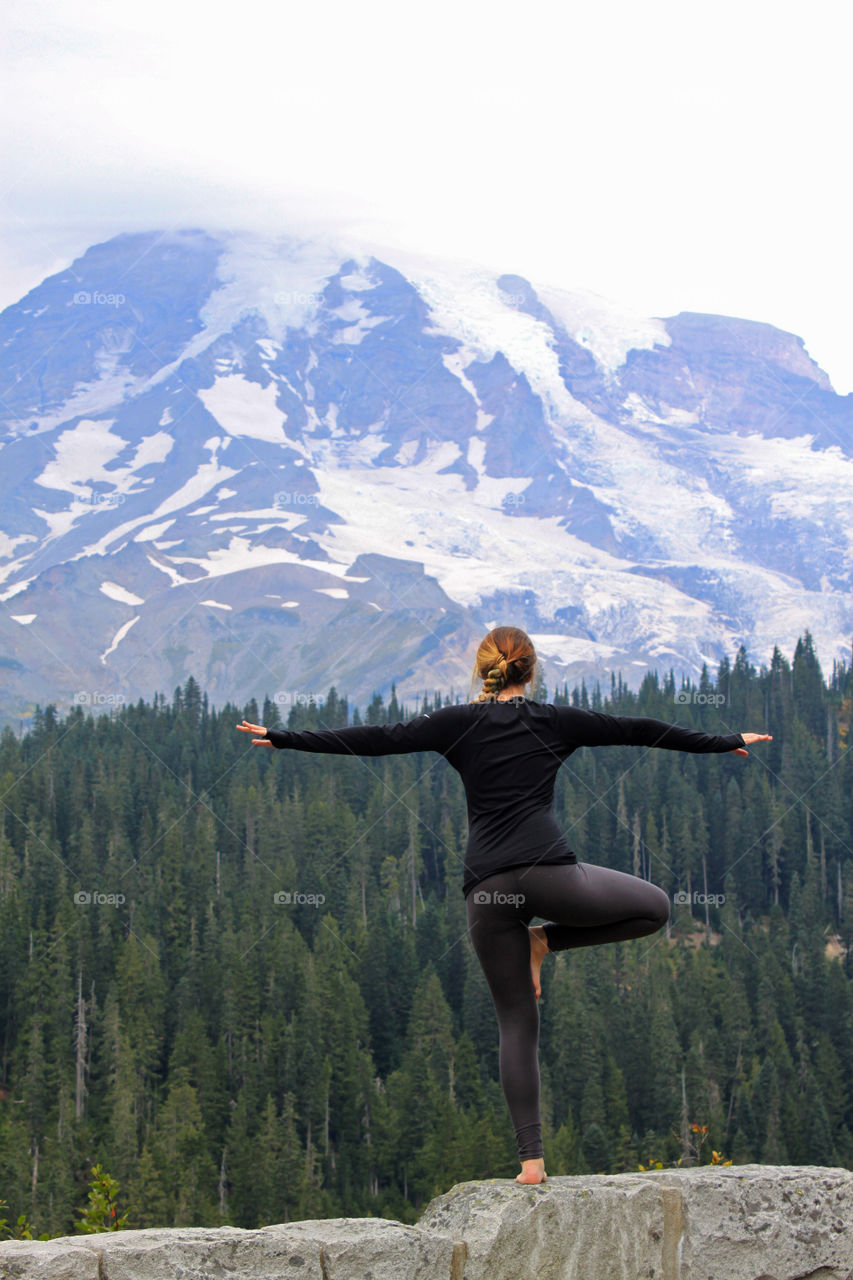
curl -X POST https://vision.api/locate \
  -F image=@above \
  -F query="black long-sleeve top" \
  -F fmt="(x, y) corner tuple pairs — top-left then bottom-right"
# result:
(265, 697), (745, 897)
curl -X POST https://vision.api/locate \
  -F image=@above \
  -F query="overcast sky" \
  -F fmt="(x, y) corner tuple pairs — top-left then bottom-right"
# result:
(3, 0), (853, 391)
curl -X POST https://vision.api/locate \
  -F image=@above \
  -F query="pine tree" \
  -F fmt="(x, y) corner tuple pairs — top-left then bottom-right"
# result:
(148, 1075), (218, 1226)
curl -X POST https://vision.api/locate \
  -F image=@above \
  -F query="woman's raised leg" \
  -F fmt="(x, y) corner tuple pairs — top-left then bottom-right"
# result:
(516, 861), (670, 952)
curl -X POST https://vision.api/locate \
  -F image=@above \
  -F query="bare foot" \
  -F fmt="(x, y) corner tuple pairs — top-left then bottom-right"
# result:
(516, 1157), (547, 1184)
(528, 925), (549, 1000)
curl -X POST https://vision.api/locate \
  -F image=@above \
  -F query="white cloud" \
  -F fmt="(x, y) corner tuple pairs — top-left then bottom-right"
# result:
(2, 0), (852, 390)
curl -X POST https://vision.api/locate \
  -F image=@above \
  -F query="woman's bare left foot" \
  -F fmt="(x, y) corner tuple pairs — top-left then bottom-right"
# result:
(516, 1156), (547, 1184)
(528, 925), (549, 999)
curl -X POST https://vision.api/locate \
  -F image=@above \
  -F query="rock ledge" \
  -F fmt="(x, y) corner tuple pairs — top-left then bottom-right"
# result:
(1, 1163), (851, 1280)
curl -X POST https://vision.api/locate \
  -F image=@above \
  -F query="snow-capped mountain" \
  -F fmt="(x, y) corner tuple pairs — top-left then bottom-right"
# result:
(0, 227), (851, 723)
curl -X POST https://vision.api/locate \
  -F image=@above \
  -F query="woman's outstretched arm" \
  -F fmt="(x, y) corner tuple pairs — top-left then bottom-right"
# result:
(235, 704), (474, 757)
(553, 706), (771, 755)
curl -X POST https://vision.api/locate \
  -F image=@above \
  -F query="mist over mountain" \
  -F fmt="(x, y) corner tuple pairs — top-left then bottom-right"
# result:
(1, 227), (851, 723)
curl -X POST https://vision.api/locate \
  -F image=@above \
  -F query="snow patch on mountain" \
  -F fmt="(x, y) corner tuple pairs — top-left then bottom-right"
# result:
(338, 267), (376, 292)
(441, 351), (495, 432)
(622, 392), (700, 429)
(0, 532), (34, 559)
(533, 282), (671, 373)
(377, 243), (670, 377)
(31, 503), (87, 542)
(0, 578), (32, 601)
(403, 261), (589, 433)
(710, 432), (853, 533)
(329, 298), (392, 346)
(530, 632), (619, 667)
(207, 506), (301, 524)
(75, 460), (242, 560)
(147, 446), (240, 522)
(100, 581), (144, 605)
(167, 534), (347, 581)
(141, 234), (347, 394)
(309, 439), (623, 608)
(8, 370), (145, 436)
(145, 556), (193, 587)
(100, 615), (139, 662)
(34, 421), (174, 502)
(134, 520), (176, 543)
(198, 374), (297, 447)
(565, 419), (737, 558)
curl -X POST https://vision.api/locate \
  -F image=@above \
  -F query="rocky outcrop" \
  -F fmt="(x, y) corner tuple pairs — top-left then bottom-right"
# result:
(1, 1163), (851, 1280)
(0, 1218), (461, 1280)
(420, 1164), (853, 1280)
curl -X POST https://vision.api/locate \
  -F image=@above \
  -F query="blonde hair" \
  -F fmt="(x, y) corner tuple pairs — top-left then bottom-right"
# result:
(469, 625), (537, 702)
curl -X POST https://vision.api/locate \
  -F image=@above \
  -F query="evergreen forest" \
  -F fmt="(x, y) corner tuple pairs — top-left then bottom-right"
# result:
(1, 631), (852, 1237)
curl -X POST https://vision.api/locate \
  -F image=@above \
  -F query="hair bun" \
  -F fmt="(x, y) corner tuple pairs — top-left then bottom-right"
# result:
(481, 664), (508, 700)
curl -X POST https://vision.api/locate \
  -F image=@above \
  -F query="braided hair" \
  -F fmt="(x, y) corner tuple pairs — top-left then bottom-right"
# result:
(470, 626), (537, 702)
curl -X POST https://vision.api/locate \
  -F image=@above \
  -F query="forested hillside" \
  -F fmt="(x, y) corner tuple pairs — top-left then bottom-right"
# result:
(1, 633), (852, 1237)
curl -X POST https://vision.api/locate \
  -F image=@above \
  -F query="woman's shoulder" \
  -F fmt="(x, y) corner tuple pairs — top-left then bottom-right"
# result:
(419, 697), (560, 719)
(414, 701), (479, 721)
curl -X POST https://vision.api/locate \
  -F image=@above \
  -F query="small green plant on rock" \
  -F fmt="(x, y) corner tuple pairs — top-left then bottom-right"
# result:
(74, 1164), (131, 1232)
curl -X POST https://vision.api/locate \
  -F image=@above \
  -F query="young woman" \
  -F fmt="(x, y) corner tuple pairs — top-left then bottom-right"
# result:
(237, 625), (771, 1186)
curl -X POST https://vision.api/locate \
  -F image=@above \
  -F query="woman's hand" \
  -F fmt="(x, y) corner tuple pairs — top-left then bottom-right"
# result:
(730, 732), (772, 757)
(236, 719), (274, 747)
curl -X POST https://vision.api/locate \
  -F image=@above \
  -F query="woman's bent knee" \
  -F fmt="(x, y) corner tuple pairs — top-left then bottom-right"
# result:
(651, 886), (670, 929)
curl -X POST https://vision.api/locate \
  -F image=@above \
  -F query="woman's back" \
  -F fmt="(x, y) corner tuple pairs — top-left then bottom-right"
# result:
(265, 696), (744, 896)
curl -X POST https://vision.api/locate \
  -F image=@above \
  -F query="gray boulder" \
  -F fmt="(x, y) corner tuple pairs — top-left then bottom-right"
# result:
(1, 1163), (851, 1280)
(0, 1218), (460, 1280)
(419, 1163), (853, 1280)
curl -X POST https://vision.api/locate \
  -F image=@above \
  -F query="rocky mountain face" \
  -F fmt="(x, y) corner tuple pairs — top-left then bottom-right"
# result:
(0, 228), (850, 723)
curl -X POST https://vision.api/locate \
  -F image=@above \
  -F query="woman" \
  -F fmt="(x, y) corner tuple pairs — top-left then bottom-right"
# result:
(237, 625), (771, 1186)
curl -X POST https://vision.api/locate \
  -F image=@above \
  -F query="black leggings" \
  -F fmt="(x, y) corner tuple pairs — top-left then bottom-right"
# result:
(465, 862), (671, 1162)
